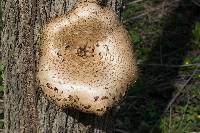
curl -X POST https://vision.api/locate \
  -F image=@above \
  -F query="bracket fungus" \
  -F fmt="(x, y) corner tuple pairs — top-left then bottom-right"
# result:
(37, 0), (137, 116)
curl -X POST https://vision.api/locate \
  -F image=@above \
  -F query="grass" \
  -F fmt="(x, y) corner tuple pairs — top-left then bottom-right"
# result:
(160, 85), (200, 133)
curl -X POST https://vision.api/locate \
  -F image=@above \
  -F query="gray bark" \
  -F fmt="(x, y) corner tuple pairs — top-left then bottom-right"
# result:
(1, 0), (122, 132)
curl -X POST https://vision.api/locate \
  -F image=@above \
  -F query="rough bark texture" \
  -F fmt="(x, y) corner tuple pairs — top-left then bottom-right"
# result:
(1, 0), (122, 132)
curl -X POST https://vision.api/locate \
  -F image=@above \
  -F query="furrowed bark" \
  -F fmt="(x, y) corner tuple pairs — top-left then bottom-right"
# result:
(2, 0), (122, 132)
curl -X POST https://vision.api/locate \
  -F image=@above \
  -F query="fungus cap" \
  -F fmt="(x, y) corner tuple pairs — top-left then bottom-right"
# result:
(37, 0), (137, 116)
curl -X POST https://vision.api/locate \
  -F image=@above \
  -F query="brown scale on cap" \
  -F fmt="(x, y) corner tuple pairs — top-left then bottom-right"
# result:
(37, 0), (137, 116)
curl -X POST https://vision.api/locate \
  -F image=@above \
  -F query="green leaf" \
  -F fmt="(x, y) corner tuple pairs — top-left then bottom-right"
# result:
(0, 86), (4, 93)
(192, 22), (200, 43)
(0, 121), (4, 129)
(193, 73), (200, 79)
(129, 31), (142, 45)
(183, 57), (191, 65)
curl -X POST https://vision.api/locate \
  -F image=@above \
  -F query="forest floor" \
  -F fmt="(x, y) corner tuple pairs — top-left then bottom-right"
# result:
(0, 0), (200, 133)
(115, 0), (200, 133)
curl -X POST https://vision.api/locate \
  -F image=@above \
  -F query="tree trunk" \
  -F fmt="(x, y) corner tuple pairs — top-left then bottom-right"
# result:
(1, 0), (122, 132)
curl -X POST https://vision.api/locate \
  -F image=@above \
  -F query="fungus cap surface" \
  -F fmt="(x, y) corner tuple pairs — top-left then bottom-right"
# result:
(37, 1), (137, 116)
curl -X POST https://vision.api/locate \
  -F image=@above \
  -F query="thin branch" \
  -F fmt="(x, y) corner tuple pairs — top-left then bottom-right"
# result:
(137, 63), (200, 68)
(192, 0), (200, 7)
(127, 0), (143, 5)
(116, 129), (132, 133)
(164, 66), (199, 112)
(124, 0), (180, 23)
(178, 94), (190, 128)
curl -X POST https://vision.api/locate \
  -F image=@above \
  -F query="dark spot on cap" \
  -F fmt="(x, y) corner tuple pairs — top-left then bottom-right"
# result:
(96, 109), (101, 111)
(101, 96), (108, 100)
(63, 98), (68, 101)
(54, 87), (58, 92)
(56, 98), (61, 101)
(46, 83), (51, 88)
(94, 96), (99, 102)
(68, 95), (73, 101)
(96, 108), (103, 111)
(57, 52), (62, 57)
(65, 44), (70, 50)
(46, 83), (55, 90)
(84, 105), (91, 109)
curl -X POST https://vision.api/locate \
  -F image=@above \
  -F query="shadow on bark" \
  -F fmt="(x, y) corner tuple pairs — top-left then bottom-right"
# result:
(116, 0), (200, 132)
(62, 108), (114, 132)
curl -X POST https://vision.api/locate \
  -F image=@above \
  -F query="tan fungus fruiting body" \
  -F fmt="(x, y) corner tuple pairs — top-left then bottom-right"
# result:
(37, 0), (137, 116)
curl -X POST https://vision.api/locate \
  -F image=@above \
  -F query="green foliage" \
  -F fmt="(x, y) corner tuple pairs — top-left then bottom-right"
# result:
(128, 78), (146, 96)
(129, 31), (142, 45)
(193, 73), (200, 79)
(183, 57), (191, 65)
(122, 4), (144, 20)
(160, 85), (200, 133)
(0, 86), (3, 93)
(160, 106), (200, 133)
(0, 121), (3, 129)
(192, 56), (200, 64)
(192, 22), (200, 43)
(118, 1), (200, 133)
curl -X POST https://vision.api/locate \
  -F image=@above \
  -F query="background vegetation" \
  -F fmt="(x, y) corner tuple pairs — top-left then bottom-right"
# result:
(0, 0), (199, 133)
(115, 0), (200, 133)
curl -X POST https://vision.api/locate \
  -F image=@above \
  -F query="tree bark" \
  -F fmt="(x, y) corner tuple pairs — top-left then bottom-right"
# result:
(1, 0), (122, 132)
